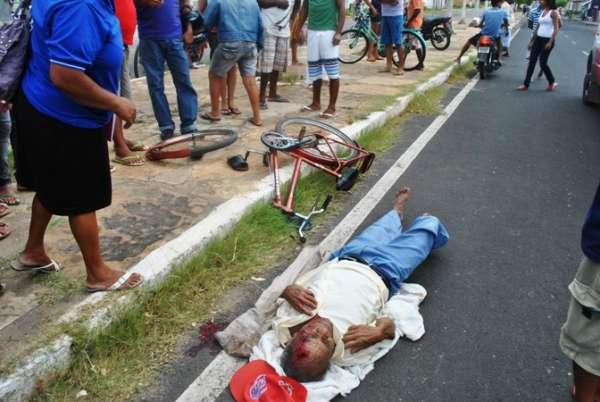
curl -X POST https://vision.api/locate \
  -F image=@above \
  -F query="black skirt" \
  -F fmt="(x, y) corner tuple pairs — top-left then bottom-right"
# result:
(14, 92), (112, 216)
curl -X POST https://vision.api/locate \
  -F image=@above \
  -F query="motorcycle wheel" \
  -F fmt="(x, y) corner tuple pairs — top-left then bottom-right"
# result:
(431, 27), (451, 51)
(478, 62), (486, 79)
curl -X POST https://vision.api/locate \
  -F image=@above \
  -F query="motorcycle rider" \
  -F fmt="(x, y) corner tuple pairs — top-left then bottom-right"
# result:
(455, 0), (508, 64)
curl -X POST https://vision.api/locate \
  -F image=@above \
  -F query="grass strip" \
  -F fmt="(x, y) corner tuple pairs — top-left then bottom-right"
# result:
(29, 78), (470, 402)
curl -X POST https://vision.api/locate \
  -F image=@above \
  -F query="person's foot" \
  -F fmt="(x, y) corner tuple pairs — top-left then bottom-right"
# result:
(378, 68), (392, 73)
(393, 187), (411, 215)
(18, 250), (52, 269)
(516, 84), (528, 91)
(394, 68), (404, 76)
(367, 57), (377, 62)
(320, 106), (336, 119)
(547, 82), (558, 91)
(0, 185), (20, 206)
(0, 222), (11, 241)
(86, 265), (143, 292)
(301, 104), (321, 112)
(160, 128), (175, 141)
(455, 57), (462, 64)
(124, 139), (147, 152)
(260, 101), (268, 110)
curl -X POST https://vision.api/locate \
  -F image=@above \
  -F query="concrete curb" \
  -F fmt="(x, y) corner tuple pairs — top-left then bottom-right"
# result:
(0, 56), (470, 401)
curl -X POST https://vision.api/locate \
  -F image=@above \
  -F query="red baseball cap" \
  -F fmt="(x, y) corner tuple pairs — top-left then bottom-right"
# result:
(229, 360), (307, 402)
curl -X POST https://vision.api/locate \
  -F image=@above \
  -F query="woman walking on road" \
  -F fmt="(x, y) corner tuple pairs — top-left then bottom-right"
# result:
(517, 0), (559, 91)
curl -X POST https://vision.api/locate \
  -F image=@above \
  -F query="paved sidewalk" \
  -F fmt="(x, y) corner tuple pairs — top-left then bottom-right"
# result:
(0, 26), (478, 368)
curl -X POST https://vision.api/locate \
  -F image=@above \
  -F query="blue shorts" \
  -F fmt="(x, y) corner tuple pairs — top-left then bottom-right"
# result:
(381, 15), (404, 46)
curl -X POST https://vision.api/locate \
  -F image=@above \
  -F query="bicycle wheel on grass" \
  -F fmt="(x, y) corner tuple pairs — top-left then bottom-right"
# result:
(146, 129), (238, 161)
(275, 117), (359, 165)
(393, 30), (426, 71)
(338, 29), (369, 64)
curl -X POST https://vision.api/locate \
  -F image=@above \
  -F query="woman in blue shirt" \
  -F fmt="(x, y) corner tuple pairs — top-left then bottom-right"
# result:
(12, 0), (143, 292)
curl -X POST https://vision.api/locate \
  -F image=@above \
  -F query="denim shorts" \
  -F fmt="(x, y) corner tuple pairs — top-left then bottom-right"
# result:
(381, 15), (404, 46)
(211, 41), (258, 77)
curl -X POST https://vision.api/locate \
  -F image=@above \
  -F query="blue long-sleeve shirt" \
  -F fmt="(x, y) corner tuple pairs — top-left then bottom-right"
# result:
(202, 0), (263, 47)
(582, 183), (600, 263)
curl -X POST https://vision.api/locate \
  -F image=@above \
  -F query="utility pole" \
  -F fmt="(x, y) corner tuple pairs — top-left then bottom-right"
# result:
(461, 0), (467, 22)
(447, 0), (453, 17)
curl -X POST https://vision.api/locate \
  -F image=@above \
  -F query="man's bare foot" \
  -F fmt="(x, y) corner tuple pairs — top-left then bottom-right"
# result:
(18, 250), (52, 268)
(378, 68), (392, 73)
(86, 264), (142, 290)
(301, 104), (321, 112)
(393, 187), (411, 215)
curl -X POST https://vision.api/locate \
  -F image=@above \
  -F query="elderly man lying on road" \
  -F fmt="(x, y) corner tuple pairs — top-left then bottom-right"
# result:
(272, 187), (449, 382)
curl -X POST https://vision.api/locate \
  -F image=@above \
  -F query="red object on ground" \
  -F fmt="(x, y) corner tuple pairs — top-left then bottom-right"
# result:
(115, 0), (137, 45)
(229, 360), (307, 402)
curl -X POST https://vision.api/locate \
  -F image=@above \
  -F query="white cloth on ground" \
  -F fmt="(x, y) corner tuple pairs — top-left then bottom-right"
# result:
(251, 283), (428, 401)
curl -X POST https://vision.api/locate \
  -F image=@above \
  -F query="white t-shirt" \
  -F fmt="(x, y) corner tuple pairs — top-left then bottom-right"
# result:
(381, 0), (404, 17)
(261, 0), (296, 38)
(272, 259), (389, 367)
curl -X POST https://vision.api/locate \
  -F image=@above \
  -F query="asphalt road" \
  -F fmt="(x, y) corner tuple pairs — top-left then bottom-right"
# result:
(142, 21), (600, 402)
(331, 22), (600, 401)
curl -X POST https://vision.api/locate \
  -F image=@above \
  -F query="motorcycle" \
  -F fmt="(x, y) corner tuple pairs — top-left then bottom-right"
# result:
(476, 35), (501, 79)
(420, 17), (453, 51)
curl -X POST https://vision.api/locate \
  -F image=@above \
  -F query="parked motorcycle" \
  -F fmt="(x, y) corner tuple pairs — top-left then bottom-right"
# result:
(476, 35), (501, 79)
(420, 17), (453, 51)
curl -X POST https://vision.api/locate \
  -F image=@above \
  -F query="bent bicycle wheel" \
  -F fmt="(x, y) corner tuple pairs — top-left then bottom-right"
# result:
(274, 117), (360, 165)
(145, 129), (238, 161)
(338, 29), (369, 64)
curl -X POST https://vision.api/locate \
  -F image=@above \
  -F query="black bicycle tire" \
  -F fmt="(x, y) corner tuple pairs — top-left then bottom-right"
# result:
(274, 117), (360, 163)
(133, 45), (143, 78)
(338, 29), (369, 64)
(431, 27), (451, 51)
(146, 129), (238, 160)
(395, 30), (427, 71)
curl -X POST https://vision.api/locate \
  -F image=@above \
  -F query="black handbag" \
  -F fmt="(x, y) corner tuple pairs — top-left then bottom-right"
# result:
(0, 0), (32, 101)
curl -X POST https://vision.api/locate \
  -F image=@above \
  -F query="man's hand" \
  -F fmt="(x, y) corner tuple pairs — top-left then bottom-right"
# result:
(114, 97), (137, 128)
(0, 100), (11, 113)
(370, 6), (379, 16)
(332, 32), (342, 46)
(342, 318), (395, 353)
(282, 284), (318, 315)
(545, 40), (553, 50)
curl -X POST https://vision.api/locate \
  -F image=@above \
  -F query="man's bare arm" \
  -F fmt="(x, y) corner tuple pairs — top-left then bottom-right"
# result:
(332, 0), (346, 45)
(407, 8), (421, 25)
(292, 0), (308, 42)
(342, 318), (396, 353)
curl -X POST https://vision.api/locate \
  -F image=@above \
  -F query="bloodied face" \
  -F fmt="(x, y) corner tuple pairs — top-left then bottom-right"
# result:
(281, 316), (336, 382)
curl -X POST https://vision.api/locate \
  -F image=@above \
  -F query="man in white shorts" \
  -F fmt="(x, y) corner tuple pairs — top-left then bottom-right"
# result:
(258, 0), (298, 110)
(295, 0), (345, 118)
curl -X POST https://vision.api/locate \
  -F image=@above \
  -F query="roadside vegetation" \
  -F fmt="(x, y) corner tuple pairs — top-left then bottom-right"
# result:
(28, 68), (473, 402)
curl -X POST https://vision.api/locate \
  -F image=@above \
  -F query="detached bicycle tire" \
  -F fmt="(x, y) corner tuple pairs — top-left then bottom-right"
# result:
(275, 117), (360, 165)
(145, 129), (238, 161)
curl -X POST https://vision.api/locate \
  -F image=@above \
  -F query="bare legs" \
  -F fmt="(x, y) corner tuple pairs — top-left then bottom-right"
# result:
(223, 67), (238, 113)
(19, 195), (141, 289)
(305, 78), (339, 116)
(241, 75), (262, 126)
(572, 362), (600, 402)
(259, 71), (284, 107)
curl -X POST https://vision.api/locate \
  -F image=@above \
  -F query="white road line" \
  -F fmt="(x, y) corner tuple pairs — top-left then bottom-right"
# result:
(174, 75), (481, 402)
(320, 76), (479, 254)
(176, 352), (245, 402)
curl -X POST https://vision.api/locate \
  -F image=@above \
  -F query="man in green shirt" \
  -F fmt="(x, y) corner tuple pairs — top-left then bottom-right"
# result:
(294, 0), (345, 118)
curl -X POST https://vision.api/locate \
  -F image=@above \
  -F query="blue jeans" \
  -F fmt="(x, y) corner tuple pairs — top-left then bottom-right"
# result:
(140, 38), (198, 134)
(0, 111), (11, 188)
(331, 211), (449, 296)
